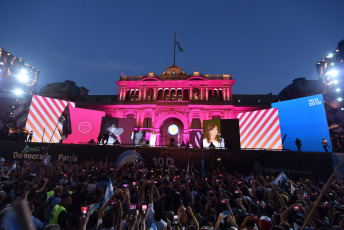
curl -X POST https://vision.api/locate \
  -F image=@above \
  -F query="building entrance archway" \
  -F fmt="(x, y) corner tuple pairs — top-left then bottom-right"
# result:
(159, 117), (184, 146)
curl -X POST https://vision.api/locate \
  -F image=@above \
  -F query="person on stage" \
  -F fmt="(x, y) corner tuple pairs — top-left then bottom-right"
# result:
(203, 122), (224, 148)
(150, 131), (156, 147)
(322, 138), (330, 152)
(295, 138), (302, 151)
(27, 130), (33, 142)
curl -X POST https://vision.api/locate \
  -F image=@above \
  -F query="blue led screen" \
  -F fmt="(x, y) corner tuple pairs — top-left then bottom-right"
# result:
(271, 94), (331, 152)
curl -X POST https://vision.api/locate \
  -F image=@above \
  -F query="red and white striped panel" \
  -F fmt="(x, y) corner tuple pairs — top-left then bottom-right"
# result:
(25, 95), (75, 143)
(237, 108), (282, 150)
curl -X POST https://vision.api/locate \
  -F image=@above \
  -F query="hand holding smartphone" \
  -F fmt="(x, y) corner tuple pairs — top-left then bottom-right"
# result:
(81, 206), (88, 218)
(172, 215), (178, 225)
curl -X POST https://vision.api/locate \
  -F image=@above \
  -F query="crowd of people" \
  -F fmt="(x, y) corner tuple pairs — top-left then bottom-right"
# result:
(0, 126), (32, 142)
(0, 158), (343, 230)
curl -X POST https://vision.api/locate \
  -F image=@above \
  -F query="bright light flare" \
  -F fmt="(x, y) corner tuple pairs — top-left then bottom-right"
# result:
(334, 80), (338, 84)
(326, 70), (339, 77)
(13, 89), (23, 96)
(17, 69), (29, 83)
(336, 88), (341, 92)
(338, 97), (343, 102)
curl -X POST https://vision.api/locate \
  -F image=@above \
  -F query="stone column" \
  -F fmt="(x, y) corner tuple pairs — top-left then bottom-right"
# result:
(206, 87), (209, 101)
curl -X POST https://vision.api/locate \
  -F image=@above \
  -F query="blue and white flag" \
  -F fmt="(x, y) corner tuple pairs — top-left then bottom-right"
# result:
(42, 155), (51, 166)
(103, 178), (114, 203)
(272, 172), (288, 185)
(6, 161), (16, 176)
(244, 174), (254, 181)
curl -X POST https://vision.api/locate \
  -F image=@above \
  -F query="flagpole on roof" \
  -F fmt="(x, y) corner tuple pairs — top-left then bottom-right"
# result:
(173, 32), (176, 66)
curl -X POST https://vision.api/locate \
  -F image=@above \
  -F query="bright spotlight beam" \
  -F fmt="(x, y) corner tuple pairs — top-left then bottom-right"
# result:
(13, 89), (24, 96)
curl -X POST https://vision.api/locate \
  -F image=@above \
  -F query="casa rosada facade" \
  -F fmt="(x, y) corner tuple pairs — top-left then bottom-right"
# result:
(80, 65), (266, 146)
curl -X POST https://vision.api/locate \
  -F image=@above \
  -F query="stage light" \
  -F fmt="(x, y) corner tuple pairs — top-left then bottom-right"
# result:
(337, 97), (342, 102)
(13, 89), (23, 96)
(331, 63), (335, 66)
(336, 88), (341, 92)
(0, 62), (3, 65)
(334, 80), (338, 84)
(327, 70), (339, 77)
(17, 69), (29, 83)
(341, 108), (344, 111)
(327, 53), (333, 58)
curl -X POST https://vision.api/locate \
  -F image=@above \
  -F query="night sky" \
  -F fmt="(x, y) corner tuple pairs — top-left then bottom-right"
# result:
(1, 0), (343, 96)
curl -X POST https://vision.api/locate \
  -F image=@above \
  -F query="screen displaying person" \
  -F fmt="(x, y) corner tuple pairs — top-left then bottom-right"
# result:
(134, 131), (144, 146)
(106, 123), (122, 144)
(203, 122), (224, 148)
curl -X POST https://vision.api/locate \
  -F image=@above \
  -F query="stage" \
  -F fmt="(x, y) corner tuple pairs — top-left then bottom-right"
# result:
(0, 142), (338, 179)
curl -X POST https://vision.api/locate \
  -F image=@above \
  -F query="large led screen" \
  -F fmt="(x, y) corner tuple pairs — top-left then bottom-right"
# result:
(100, 117), (135, 145)
(272, 94), (331, 152)
(25, 95), (75, 143)
(202, 119), (224, 148)
(220, 119), (241, 150)
(63, 107), (105, 144)
(237, 108), (283, 150)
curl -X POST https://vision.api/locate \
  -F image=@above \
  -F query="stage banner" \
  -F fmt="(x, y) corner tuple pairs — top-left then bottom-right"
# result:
(100, 117), (135, 145)
(25, 95), (75, 143)
(272, 94), (332, 152)
(63, 107), (105, 144)
(0, 142), (334, 179)
(237, 108), (283, 150)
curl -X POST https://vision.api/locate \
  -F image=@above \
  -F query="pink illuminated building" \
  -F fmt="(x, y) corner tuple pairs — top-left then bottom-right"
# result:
(79, 65), (275, 146)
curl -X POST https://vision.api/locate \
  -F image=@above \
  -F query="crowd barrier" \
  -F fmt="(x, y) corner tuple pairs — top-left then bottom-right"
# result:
(0, 142), (335, 179)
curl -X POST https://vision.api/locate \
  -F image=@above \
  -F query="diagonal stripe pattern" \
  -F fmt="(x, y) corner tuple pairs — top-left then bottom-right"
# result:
(25, 95), (75, 143)
(237, 108), (283, 150)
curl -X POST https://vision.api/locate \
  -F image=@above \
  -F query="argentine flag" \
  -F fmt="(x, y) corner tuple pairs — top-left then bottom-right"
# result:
(272, 172), (288, 185)
(103, 178), (114, 203)
(6, 161), (16, 176)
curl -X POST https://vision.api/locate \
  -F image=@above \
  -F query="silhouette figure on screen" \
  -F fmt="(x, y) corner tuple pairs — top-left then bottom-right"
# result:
(97, 132), (103, 145)
(27, 130), (33, 142)
(295, 138), (302, 151)
(102, 132), (109, 145)
(134, 131), (144, 146)
(322, 138), (330, 152)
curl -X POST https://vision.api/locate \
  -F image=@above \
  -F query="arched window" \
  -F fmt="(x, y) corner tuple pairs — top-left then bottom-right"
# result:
(208, 89), (213, 101)
(177, 89), (182, 101)
(218, 89), (223, 101)
(157, 89), (163, 100)
(193, 88), (200, 100)
(170, 89), (176, 101)
(164, 89), (170, 101)
(183, 89), (189, 100)
(134, 89), (139, 101)
(146, 88), (153, 100)
(127, 114), (135, 119)
(191, 118), (201, 129)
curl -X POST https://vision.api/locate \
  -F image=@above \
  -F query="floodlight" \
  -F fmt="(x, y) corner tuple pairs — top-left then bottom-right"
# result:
(337, 97), (343, 102)
(327, 70), (339, 77)
(13, 89), (23, 96)
(336, 88), (341, 92)
(334, 80), (338, 84)
(16, 69), (30, 83)
(327, 53), (333, 58)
